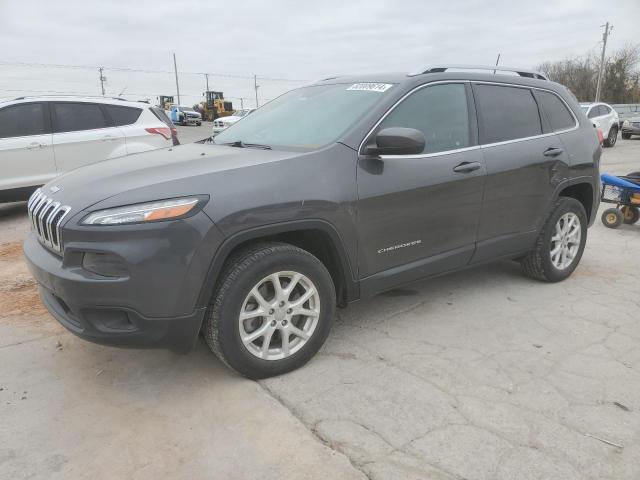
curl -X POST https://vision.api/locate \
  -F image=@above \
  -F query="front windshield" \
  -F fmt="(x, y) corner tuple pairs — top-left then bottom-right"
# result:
(214, 83), (394, 149)
(181, 107), (195, 112)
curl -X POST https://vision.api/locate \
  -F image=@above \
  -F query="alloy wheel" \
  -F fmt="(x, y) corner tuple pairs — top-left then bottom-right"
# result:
(238, 271), (320, 361)
(550, 212), (581, 270)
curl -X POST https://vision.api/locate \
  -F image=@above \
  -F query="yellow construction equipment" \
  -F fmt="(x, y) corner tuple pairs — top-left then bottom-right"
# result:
(159, 95), (174, 111)
(202, 91), (233, 121)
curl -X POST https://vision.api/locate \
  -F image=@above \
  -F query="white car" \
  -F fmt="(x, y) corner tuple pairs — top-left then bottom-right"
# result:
(580, 102), (619, 147)
(212, 108), (256, 134)
(0, 96), (178, 202)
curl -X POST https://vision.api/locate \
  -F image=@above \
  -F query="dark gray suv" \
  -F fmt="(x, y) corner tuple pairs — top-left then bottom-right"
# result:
(24, 65), (601, 378)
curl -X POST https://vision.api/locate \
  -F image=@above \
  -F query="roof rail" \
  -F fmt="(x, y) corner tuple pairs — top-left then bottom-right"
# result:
(409, 64), (548, 80)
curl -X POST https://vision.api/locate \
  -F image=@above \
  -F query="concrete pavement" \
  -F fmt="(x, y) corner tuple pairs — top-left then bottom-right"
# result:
(1, 132), (639, 479)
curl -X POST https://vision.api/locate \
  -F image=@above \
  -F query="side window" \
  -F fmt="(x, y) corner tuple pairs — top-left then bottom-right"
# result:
(0, 103), (47, 139)
(104, 105), (142, 126)
(53, 103), (108, 133)
(377, 83), (470, 154)
(600, 105), (611, 115)
(587, 107), (599, 119)
(475, 84), (542, 144)
(536, 91), (576, 132)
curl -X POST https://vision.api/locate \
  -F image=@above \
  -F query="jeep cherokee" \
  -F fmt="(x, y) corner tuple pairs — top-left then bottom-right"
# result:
(24, 65), (601, 379)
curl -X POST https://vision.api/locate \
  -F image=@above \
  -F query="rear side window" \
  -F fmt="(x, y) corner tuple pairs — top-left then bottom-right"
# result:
(0, 103), (47, 138)
(475, 84), (542, 144)
(587, 107), (599, 119)
(600, 105), (611, 115)
(53, 102), (108, 133)
(104, 105), (142, 126)
(378, 83), (470, 154)
(536, 91), (576, 132)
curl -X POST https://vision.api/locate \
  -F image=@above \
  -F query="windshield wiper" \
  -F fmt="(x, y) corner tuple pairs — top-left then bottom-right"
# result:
(222, 140), (271, 150)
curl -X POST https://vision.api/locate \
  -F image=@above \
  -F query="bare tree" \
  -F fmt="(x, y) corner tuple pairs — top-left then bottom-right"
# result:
(537, 44), (640, 103)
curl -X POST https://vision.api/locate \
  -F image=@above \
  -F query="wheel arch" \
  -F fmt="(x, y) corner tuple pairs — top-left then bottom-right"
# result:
(554, 179), (596, 224)
(196, 220), (360, 309)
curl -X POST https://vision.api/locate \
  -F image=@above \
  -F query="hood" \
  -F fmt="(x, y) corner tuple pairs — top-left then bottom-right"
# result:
(42, 143), (299, 212)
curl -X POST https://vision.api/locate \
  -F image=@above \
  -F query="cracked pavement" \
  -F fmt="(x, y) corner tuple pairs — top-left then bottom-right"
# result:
(1, 130), (639, 479)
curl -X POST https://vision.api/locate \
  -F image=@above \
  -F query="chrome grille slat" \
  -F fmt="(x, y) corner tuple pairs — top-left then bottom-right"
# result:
(27, 188), (71, 254)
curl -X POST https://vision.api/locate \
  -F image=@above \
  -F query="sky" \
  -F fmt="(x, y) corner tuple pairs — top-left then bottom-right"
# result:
(1, 0), (638, 108)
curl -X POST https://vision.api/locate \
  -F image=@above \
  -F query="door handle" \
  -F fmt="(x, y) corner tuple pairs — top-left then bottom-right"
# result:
(26, 142), (42, 150)
(453, 161), (482, 173)
(543, 147), (564, 157)
(101, 135), (115, 142)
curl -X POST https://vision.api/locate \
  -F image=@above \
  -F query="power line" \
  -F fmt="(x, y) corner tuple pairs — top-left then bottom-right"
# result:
(0, 60), (308, 83)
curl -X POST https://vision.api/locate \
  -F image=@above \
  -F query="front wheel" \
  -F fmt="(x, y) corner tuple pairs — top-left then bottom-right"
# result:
(521, 197), (587, 282)
(622, 132), (632, 140)
(604, 127), (618, 147)
(203, 243), (336, 379)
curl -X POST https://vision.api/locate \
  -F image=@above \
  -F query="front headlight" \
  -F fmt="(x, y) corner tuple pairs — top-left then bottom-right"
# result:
(82, 197), (201, 225)
(623, 120), (630, 126)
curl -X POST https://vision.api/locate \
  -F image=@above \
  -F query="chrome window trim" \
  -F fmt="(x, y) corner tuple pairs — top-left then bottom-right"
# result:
(359, 79), (580, 158)
(380, 145), (480, 160)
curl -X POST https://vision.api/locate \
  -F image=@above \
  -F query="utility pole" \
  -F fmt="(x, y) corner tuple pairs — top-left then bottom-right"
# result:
(493, 53), (501, 74)
(98, 67), (106, 96)
(254, 75), (259, 108)
(173, 53), (181, 105)
(595, 22), (613, 102)
(240, 97), (244, 109)
(204, 73), (209, 93)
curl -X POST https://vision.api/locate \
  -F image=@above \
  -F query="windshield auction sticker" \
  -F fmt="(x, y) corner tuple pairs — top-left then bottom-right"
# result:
(347, 83), (393, 92)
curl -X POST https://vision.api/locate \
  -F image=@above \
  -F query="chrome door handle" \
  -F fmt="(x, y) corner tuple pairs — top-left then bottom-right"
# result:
(26, 142), (43, 150)
(453, 161), (482, 173)
(101, 135), (115, 142)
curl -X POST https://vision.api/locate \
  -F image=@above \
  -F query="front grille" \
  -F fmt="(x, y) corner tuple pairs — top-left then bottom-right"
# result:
(27, 189), (71, 254)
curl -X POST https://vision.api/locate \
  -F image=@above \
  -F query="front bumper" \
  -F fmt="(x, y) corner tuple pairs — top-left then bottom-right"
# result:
(212, 126), (228, 134)
(23, 211), (223, 353)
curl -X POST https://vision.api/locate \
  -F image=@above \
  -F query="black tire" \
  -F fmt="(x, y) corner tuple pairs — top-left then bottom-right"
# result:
(203, 242), (336, 379)
(622, 132), (632, 140)
(604, 126), (618, 147)
(521, 197), (587, 282)
(196, 122), (202, 126)
(627, 171), (640, 179)
(621, 205), (640, 225)
(601, 208), (623, 228)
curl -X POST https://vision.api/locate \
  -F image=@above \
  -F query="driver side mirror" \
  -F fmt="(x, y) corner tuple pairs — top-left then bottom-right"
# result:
(363, 127), (426, 156)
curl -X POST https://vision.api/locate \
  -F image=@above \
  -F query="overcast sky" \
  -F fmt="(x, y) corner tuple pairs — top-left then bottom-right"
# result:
(1, 0), (638, 107)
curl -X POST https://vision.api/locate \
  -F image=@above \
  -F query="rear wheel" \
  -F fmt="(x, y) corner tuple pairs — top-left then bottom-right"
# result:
(601, 208), (623, 228)
(521, 197), (587, 282)
(203, 243), (336, 379)
(621, 205), (640, 225)
(622, 132), (632, 140)
(604, 126), (618, 147)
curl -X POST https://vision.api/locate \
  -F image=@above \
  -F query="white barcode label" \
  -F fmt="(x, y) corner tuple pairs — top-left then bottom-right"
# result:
(347, 83), (393, 93)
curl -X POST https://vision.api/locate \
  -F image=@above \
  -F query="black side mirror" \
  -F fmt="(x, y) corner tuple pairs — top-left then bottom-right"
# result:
(363, 127), (426, 156)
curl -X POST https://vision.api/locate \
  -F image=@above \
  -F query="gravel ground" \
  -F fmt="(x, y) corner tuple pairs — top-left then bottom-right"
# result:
(1, 133), (639, 480)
